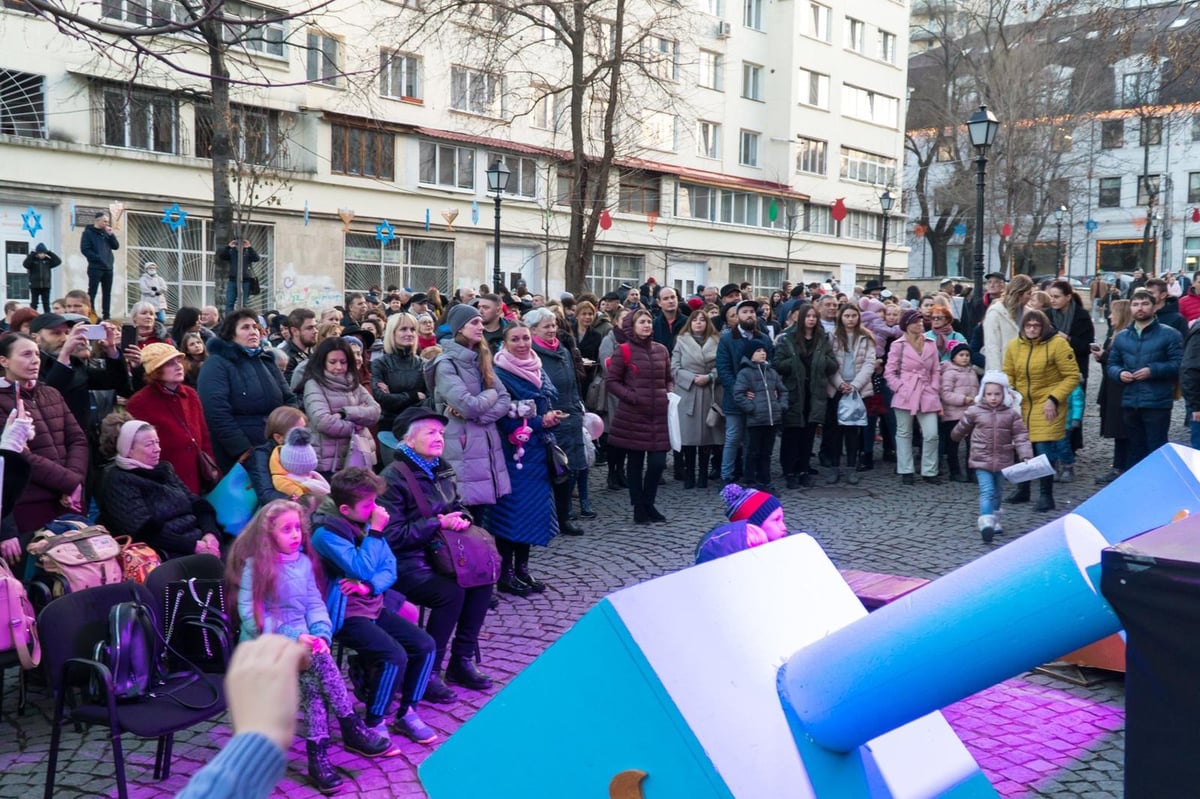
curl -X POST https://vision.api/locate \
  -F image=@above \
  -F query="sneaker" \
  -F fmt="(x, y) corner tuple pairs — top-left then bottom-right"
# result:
(1059, 465), (1075, 483)
(394, 706), (438, 744)
(578, 500), (597, 520)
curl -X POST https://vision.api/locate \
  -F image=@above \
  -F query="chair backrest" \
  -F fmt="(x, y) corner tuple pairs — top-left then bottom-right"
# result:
(38, 581), (154, 688)
(144, 554), (225, 598)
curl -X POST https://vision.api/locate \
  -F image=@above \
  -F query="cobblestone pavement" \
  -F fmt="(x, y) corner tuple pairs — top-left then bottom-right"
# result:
(1, 359), (1163, 798)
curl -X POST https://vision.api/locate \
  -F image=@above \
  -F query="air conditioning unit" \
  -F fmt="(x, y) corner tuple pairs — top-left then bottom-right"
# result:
(718, 21), (732, 38)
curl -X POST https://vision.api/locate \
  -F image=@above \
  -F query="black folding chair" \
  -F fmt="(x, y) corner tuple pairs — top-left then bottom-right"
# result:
(40, 582), (226, 799)
(144, 554), (235, 673)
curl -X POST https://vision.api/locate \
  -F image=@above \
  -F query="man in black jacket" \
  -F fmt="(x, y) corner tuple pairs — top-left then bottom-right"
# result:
(219, 239), (260, 313)
(651, 287), (687, 353)
(30, 313), (129, 438)
(23, 243), (61, 312)
(80, 212), (119, 320)
(1181, 322), (1200, 450)
(1146, 278), (1189, 337)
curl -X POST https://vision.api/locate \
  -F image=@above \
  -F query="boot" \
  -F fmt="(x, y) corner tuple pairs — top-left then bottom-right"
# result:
(846, 455), (861, 485)
(578, 498), (597, 519)
(978, 514), (996, 544)
(514, 566), (547, 593)
(682, 446), (696, 489)
(707, 454), (721, 481)
(673, 453), (685, 482)
(306, 739), (343, 794)
(786, 474), (801, 489)
(1006, 482), (1031, 504)
(1058, 464), (1075, 483)
(633, 505), (651, 524)
(423, 673), (457, 705)
(497, 568), (532, 597)
(857, 452), (874, 472)
(1034, 476), (1055, 512)
(825, 465), (841, 485)
(697, 447), (711, 488)
(646, 505), (667, 523)
(560, 519), (584, 536)
(445, 656), (493, 691)
(338, 714), (391, 757)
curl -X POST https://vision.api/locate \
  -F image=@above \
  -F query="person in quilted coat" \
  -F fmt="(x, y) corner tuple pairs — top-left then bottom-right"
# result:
(302, 337), (380, 475)
(938, 341), (980, 483)
(606, 308), (672, 525)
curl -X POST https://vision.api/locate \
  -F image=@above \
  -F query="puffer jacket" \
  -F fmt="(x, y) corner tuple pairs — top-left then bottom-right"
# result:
(733, 357), (788, 426)
(371, 349), (426, 434)
(951, 404), (1033, 472)
(715, 324), (773, 414)
(939, 361), (980, 422)
(303, 374), (381, 473)
(428, 339), (511, 506)
(197, 337), (298, 471)
(97, 461), (219, 559)
(885, 336), (942, 414)
(379, 448), (467, 586)
(606, 313), (672, 452)
(1003, 332), (1080, 442)
(773, 330), (837, 426)
(311, 498), (396, 634)
(237, 555), (331, 643)
(534, 338), (588, 470)
(1106, 318), (1183, 410)
(826, 333), (875, 399)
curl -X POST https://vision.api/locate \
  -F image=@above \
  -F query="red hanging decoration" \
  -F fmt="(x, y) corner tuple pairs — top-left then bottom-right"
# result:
(1192, 208), (1199, 223)
(599, 208), (613, 230)
(1000, 222), (1013, 237)
(647, 211), (659, 232)
(913, 223), (927, 238)
(831, 198), (847, 222)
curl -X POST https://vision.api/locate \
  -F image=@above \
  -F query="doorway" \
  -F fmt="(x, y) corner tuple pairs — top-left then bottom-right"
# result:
(667, 259), (706, 299)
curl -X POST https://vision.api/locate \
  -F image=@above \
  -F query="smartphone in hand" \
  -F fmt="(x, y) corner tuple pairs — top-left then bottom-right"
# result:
(121, 324), (138, 351)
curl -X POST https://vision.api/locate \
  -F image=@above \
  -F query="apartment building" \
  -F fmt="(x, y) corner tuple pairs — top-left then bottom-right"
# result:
(0, 0), (909, 315)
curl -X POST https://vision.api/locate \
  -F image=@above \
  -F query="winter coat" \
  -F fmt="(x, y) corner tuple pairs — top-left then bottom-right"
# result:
(827, 333), (875, 399)
(97, 461), (219, 560)
(652, 311), (688, 353)
(715, 324), (774, 414)
(311, 499), (396, 633)
(773, 330), (837, 427)
(938, 361), (980, 422)
(38, 350), (129, 436)
(924, 328), (967, 362)
(951, 404), (1033, 472)
(428, 339), (511, 506)
(370, 349), (426, 434)
(533, 338), (587, 470)
(1181, 323), (1200, 413)
(22, 247), (61, 289)
(1180, 292), (1200, 323)
(606, 315), (672, 452)
(277, 340), (308, 385)
(303, 375), (381, 473)
(237, 555), (332, 643)
(139, 273), (168, 311)
(197, 336), (298, 472)
(861, 311), (899, 357)
(1048, 302), (1096, 382)
(126, 381), (215, 495)
(217, 245), (260, 283)
(0, 381), (87, 535)
(492, 368), (558, 546)
(247, 441), (287, 506)
(1155, 296), (1189, 338)
(670, 333), (723, 446)
(1095, 328), (1128, 440)
(379, 448), (468, 587)
(1003, 333), (1080, 442)
(1106, 318), (1183, 409)
(733, 358), (788, 426)
(885, 337), (942, 414)
(80, 225), (118, 271)
(982, 301), (1019, 373)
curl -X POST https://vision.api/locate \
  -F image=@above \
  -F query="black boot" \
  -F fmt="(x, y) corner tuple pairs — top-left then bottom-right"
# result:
(1034, 476), (1055, 512)
(306, 739), (343, 794)
(445, 656), (493, 690)
(948, 462), (969, 483)
(682, 446), (696, 489)
(338, 714), (391, 757)
(646, 505), (667, 523)
(633, 505), (652, 524)
(1007, 482), (1031, 504)
(423, 673), (457, 704)
(697, 447), (710, 488)
(497, 567), (532, 597)
(857, 452), (874, 472)
(514, 567), (546, 593)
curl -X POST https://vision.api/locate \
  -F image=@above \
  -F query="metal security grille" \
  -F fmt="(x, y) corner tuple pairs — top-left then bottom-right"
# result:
(343, 233), (453, 298)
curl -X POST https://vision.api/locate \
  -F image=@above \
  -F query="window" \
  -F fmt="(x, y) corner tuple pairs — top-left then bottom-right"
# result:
(697, 120), (721, 158)
(743, 0), (762, 30)
(1101, 119), (1124, 149)
(1192, 114), (1200, 142)
(797, 68), (829, 109)
(306, 32), (339, 86)
(844, 210), (886, 242)
(345, 234), (454, 299)
(588, 253), (644, 296)
(806, 1), (830, 41)
(640, 112), (676, 152)
(1139, 116), (1163, 146)
(935, 135), (957, 162)
(1189, 174), (1200, 205)
(742, 62), (763, 100)
(101, 84), (176, 153)
(677, 183), (781, 229)
(844, 17), (866, 53)
(840, 146), (896, 186)
(102, 0), (182, 25)
(1122, 71), (1157, 107)
(647, 37), (679, 81)
(532, 90), (566, 132)
(194, 103), (280, 165)
(699, 50), (723, 91)
(802, 202), (832, 235)
(331, 124), (395, 180)
(222, 1), (286, 58)
(739, 130), (760, 167)
(730, 265), (784, 299)
(0, 70), (45, 138)
(1051, 127), (1073, 153)
(878, 30), (897, 63)
(702, 0), (723, 15)
(450, 67), (502, 117)
(842, 84), (898, 127)
(486, 152), (537, 198)
(418, 141), (474, 189)
(556, 166), (573, 206)
(1137, 174), (1160, 206)
(619, 172), (661, 214)
(380, 51), (421, 101)
(796, 136), (826, 174)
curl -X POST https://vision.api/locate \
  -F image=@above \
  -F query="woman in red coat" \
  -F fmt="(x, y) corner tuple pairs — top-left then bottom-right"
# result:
(605, 309), (673, 525)
(126, 342), (216, 495)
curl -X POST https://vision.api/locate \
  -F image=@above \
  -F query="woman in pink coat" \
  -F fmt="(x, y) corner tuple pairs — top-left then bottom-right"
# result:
(885, 310), (943, 483)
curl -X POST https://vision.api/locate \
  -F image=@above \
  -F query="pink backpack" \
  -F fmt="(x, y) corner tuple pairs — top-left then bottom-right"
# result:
(0, 559), (41, 669)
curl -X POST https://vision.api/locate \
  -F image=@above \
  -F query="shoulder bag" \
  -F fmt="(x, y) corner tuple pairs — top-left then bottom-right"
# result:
(165, 400), (221, 492)
(396, 462), (499, 588)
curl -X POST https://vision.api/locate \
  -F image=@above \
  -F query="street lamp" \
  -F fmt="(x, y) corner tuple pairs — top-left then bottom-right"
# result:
(966, 104), (1000, 302)
(1054, 204), (1066, 276)
(879, 189), (894, 283)
(485, 158), (511, 293)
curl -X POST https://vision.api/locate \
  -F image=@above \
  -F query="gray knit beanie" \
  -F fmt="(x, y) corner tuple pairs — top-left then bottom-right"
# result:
(446, 304), (481, 336)
(279, 427), (318, 475)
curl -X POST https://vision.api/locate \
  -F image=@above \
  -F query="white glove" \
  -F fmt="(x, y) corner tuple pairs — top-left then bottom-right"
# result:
(0, 409), (34, 453)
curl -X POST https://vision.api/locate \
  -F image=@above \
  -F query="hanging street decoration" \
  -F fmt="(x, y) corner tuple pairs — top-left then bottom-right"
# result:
(1000, 222), (1013, 237)
(1086, 218), (1099, 232)
(21, 206), (42, 238)
(913, 223), (927, 238)
(831, 198), (847, 222)
(472, 200), (480, 225)
(161, 203), (188, 232)
(442, 209), (459, 232)
(647, 211), (659, 232)
(598, 208), (613, 230)
(1193, 208), (1200, 223)
(953, 223), (968, 238)
(304, 201), (310, 226)
(424, 209), (431, 231)
(338, 208), (355, 232)
(375, 219), (396, 245)
(1132, 216), (1147, 231)
(69, 202), (77, 231)
(108, 201), (126, 231)
(768, 198), (779, 223)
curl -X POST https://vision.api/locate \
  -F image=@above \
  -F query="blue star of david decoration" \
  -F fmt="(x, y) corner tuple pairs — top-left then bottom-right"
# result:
(424, 209), (431, 232)
(1085, 219), (1099, 233)
(953, 223), (968, 237)
(161, 203), (188, 232)
(375, 219), (396, 244)
(21, 206), (42, 238)
(472, 200), (480, 225)
(304, 200), (311, 227)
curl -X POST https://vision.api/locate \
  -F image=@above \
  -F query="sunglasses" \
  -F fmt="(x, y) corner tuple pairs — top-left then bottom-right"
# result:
(931, 315), (950, 321)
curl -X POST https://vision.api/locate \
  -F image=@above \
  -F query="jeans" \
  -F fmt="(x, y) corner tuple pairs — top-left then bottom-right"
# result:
(1191, 419), (1200, 451)
(720, 411), (747, 480)
(895, 409), (939, 476)
(225, 279), (254, 312)
(1122, 407), (1173, 467)
(977, 470), (1004, 515)
(87, 266), (113, 319)
(1046, 436), (1075, 466)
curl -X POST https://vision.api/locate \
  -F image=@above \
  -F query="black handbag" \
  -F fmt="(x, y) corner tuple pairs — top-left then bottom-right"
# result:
(162, 578), (231, 673)
(546, 438), (570, 485)
(93, 601), (157, 701)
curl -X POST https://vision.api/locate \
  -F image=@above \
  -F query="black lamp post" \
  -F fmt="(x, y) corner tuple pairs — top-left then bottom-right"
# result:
(485, 158), (511, 293)
(879, 189), (894, 283)
(966, 104), (1000, 301)
(1054, 204), (1066, 276)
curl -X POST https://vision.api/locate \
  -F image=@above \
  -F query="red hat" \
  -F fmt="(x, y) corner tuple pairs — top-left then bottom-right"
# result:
(647, 277), (656, 283)
(687, 296), (704, 311)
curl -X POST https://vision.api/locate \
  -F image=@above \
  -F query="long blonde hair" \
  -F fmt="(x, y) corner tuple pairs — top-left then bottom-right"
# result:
(1004, 275), (1035, 319)
(1109, 299), (1132, 335)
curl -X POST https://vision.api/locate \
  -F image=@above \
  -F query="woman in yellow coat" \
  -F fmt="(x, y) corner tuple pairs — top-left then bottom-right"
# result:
(1002, 308), (1080, 512)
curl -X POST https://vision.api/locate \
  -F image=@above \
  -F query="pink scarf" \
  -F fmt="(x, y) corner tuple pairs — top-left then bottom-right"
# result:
(533, 335), (560, 351)
(495, 348), (544, 387)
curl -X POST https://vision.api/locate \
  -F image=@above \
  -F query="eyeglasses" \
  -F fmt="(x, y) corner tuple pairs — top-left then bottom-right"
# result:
(931, 315), (950, 321)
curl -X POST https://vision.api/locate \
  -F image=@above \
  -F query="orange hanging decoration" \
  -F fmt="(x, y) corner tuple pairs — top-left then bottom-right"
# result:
(647, 211), (659, 232)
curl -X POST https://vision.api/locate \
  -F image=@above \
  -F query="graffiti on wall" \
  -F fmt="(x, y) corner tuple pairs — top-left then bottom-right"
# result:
(274, 263), (342, 312)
